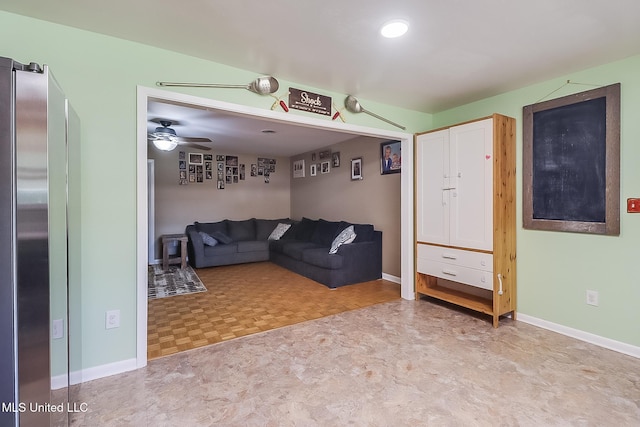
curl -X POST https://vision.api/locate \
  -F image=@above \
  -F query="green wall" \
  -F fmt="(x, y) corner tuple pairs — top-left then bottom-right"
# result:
(1, 9), (637, 375)
(432, 55), (640, 346)
(0, 11), (429, 372)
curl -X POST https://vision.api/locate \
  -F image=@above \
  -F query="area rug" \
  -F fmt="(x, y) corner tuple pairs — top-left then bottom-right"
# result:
(148, 264), (207, 300)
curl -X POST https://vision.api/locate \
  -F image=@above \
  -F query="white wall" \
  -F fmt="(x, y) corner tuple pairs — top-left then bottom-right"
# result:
(148, 147), (291, 259)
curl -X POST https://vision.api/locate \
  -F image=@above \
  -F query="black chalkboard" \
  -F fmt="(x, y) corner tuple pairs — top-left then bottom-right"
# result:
(523, 83), (620, 235)
(532, 97), (606, 222)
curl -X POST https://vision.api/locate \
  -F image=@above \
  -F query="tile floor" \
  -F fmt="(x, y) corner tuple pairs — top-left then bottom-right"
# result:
(70, 299), (640, 426)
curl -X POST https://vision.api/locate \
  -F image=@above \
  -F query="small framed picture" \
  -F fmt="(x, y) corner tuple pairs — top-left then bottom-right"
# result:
(203, 154), (213, 161)
(293, 159), (305, 178)
(321, 161), (331, 174)
(319, 149), (331, 159)
(380, 140), (401, 175)
(189, 153), (203, 165)
(332, 152), (341, 168)
(351, 157), (363, 181)
(310, 163), (317, 176)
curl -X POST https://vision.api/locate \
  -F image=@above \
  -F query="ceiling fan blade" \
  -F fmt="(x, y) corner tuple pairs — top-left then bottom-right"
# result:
(175, 136), (212, 143)
(149, 117), (184, 126)
(178, 141), (212, 151)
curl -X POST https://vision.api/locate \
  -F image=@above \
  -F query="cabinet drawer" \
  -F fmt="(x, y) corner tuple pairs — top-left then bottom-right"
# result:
(416, 258), (493, 291)
(417, 244), (492, 272)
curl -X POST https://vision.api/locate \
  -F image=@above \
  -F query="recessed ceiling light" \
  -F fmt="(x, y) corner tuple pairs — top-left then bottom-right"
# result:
(380, 19), (409, 38)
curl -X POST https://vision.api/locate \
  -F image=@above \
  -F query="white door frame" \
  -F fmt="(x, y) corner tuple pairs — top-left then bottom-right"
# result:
(136, 86), (414, 368)
(147, 159), (155, 264)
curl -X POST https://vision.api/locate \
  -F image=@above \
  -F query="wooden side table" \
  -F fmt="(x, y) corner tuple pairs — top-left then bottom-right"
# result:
(162, 234), (188, 270)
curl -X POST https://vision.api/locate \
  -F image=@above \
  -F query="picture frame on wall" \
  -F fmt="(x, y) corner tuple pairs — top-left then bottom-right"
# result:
(189, 153), (204, 165)
(321, 161), (330, 174)
(351, 157), (363, 181)
(225, 155), (238, 166)
(332, 152), (340, 167)
(380, 140), (401, 175)
(293, 159), (305, 178)
(310, 163), (317, 176)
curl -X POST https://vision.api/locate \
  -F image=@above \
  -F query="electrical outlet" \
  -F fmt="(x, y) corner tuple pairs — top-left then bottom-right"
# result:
(586, 290), (599, 307)
(52, 318), (64, 339)
(105, 310), (120, 329)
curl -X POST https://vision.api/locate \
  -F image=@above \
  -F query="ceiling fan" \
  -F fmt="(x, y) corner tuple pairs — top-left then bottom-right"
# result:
(147, 119), (212, 151)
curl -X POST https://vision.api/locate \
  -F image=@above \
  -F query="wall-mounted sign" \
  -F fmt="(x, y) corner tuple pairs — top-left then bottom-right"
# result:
(288, 87), (331, 116)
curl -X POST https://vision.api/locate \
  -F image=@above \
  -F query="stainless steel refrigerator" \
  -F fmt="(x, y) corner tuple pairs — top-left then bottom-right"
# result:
(0, 56), (72, 427)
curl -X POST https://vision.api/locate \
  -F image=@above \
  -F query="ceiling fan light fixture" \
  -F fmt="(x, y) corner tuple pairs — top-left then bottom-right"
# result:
(380, 19), (409, 38)
(152, 137), (178, 151)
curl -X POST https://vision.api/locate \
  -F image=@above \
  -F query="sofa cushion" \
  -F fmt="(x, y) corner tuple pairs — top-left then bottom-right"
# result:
(329, 225), (357, 254)
(294, 217), (318, 241)
(204, 243), (238, 256)
(255, 219), (277, 240)
(282, 241), (319, 260)
(280, 221), (299, 240)
(302, 248), (344, 270)
(195, 220), (227, 235)
(211, 231), (233, 244)
(227, 219), (256, 242)
(339, 221), (375, 243)
(268, 238), (290, 254)
(310, 219), (342, 247)
(237, 240), (269, 253)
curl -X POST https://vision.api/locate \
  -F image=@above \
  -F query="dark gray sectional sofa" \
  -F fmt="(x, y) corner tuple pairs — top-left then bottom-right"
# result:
(185, 217), (382, 288)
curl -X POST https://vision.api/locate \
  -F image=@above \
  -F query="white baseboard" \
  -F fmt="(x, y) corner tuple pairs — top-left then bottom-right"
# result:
(51, 374), (69, 390)
(68, 358), (138, 386)
(518, 313), (640, 359)
(382, 273), (401, 284)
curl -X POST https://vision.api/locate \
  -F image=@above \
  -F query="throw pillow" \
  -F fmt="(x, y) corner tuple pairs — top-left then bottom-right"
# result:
(268, 223), (291, 240)
(199, 231), (218, 247)
(329, 225), (357, 254)
(211, 231), (233, 244)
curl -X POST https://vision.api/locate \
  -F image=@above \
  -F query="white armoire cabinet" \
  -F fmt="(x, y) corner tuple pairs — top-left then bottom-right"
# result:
(415, 114), (516, 327)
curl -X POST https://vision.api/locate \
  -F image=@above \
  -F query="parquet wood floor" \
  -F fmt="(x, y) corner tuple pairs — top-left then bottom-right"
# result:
(147, 261), (400, 360)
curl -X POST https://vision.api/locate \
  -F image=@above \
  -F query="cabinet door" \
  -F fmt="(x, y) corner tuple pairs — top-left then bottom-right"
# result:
(449, 118), (493, 251)
(416, 129), (449, 245)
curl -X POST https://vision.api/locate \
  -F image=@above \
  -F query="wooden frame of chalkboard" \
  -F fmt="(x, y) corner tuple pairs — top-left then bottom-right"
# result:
(523, 83), (620, 235)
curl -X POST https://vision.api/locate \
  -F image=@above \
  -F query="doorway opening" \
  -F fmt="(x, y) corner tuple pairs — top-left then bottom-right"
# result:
(136, 86), (414, 367)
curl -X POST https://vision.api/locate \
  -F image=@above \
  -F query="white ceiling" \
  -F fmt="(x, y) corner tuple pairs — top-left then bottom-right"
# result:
(147, 98), (373, 157)
(4, 0), (640, 155)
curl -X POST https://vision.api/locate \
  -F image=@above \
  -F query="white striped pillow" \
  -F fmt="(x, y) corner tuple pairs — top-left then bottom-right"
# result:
(329, 226), (357, 254)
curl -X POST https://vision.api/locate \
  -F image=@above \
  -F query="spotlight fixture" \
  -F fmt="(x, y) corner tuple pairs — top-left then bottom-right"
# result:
(380, 19), (409, 38)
